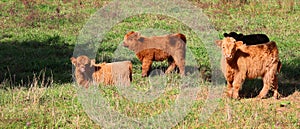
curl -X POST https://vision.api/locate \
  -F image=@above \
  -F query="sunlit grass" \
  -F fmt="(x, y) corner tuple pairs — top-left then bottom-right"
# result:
(0, 0), (299, 128)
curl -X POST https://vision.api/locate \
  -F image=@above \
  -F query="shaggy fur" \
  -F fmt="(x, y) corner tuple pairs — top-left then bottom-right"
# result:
(215, 37), (281, 99)
(91, 60), (132, 86)
(223, 32), (270, 45)
(123, 31), (187, 77)
(70, 56), (94, 88)
(71, 55), (132, 87)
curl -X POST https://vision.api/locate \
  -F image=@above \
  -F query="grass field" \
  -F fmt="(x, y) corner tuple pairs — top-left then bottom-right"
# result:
(0, 0), (299, 128)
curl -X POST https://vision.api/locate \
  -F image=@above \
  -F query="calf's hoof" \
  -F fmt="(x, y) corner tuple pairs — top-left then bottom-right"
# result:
(272, 95), (280, 100)
(226, 90), (233, 98)
(256, 95), (267, 99)
(273, 91), (280, 99)
(142, 74), (147, 78)
(226, 92), (232, 98)
(232, 93), (240, 100)
(232, 96), (240, 100)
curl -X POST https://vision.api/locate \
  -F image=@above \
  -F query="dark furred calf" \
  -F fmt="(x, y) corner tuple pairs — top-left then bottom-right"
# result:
(223, 32), (270, 45)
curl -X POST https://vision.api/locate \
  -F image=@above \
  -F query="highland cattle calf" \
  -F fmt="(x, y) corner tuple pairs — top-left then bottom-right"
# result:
(123, 31), (187, 77)
(91, 60), (132, 86)
(71, 55), (132, 88)
(215, 37), (281, 99)
(70, 55), (94, 88)
(223, 32), (270, 45)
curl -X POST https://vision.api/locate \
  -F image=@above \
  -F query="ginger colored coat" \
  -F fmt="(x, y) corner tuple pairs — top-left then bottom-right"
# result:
(71, 55), (132, 88)
(123, 31), (186, 77)
(216, 37), (282, 99)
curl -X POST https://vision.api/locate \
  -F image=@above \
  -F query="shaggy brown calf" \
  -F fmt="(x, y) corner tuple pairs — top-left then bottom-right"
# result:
(123, 31), (187, 77)
(70, 56), (94, 88)
(71, 55), (132, 87)
(215, 37), (281, 99)
(91, 60), (132, 86)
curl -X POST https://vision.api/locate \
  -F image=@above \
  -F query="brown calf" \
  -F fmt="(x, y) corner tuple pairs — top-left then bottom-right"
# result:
(215, 37), (281, 99)
(71, 55), (132, 87)
(70, 56), (94, 88)
(91, 60), (132, 86)
(123, 31), (186, 77)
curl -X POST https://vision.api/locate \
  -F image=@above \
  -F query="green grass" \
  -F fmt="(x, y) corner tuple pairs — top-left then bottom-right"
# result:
(0, 84), (100, 128)
(0, 0), (299, 128)
(1, 83), (299, 128)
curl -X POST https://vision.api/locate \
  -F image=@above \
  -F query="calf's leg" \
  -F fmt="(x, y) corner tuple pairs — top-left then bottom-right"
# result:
(232, 81), (242, 99)
(173, 56), (185, 76)
(272, 74), (279, 99)
(231, 74), (245, 99)
(165, 57), (176, 74)
(226, 80), (233, 98)
(142, 59), (153, 77)
(257, 74), (272, 99)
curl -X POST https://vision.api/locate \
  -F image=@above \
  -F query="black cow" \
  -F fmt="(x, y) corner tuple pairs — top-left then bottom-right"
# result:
(223, 32), (270, 45)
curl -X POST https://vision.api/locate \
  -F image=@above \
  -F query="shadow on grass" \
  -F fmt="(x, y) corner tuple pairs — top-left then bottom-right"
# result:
(238, 57), (300, 98)
(146, 65), (211, 82)
(0, 35), (74, 87)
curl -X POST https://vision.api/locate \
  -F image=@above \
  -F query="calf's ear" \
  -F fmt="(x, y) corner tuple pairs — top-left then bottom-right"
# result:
(128, 32), (141, 39)
(70, 57), (77, 66)
(135, 32), (141, 38)
(90, 59), (96, 67)
(215, 40), (222, 47)
(235, 41), (244, 47)
(127, 31), (135, 35)
(237, 33), (244, 38)
(125, 31), (135, 39)
(90, 59), (106, 68)
(223, 33), (229, 37)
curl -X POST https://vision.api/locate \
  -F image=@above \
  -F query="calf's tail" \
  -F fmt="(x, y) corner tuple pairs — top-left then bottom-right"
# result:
(176, 33), (187, 44)
(277, 60), (282, 73)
